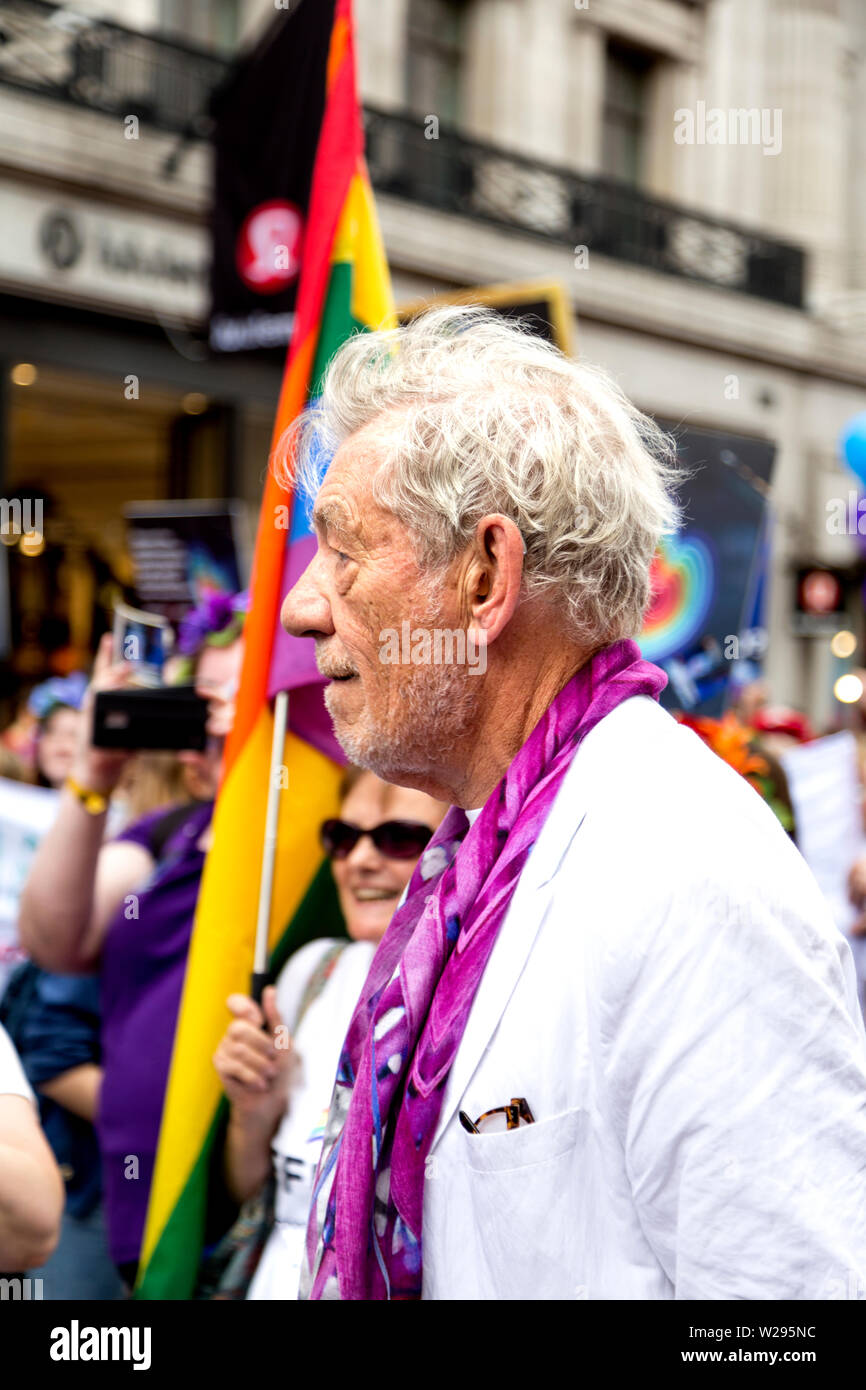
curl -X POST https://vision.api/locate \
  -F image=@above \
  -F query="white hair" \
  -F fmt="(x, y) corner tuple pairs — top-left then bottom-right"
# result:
(279, 305), (682, 647)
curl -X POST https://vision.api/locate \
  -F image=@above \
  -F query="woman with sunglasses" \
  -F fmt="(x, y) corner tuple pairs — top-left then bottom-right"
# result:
(211, 766), (446, 1300)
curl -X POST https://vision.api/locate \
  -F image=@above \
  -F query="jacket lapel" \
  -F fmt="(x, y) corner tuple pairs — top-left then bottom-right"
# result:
(429, 798), (588, 1151)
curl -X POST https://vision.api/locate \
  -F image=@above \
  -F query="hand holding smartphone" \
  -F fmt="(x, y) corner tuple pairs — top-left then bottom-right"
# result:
(90, 603), (209, 752)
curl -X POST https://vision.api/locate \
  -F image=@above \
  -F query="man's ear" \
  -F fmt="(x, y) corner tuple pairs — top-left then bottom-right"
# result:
(467, 514), (524, 644)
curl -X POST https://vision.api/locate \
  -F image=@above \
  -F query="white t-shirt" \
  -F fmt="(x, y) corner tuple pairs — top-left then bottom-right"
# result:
(0, 1021), (35, 1104)
(246, 937), (376, 1301)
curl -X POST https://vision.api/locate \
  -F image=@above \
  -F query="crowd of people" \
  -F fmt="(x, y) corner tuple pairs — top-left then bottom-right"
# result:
(1, 306), (865, 1300)
(0, 593), (449, 1297)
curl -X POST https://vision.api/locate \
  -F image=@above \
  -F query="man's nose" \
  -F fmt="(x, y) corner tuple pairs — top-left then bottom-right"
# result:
(280, 554), (334, 639)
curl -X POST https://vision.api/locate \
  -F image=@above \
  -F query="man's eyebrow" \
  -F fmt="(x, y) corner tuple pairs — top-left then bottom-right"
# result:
(312, 502), (357, 543)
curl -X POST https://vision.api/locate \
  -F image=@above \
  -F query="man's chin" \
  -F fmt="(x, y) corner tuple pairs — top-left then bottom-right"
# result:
(323, 692), (402, 780)
(323, 677), (360, 721)
(330, 663), (478, 774)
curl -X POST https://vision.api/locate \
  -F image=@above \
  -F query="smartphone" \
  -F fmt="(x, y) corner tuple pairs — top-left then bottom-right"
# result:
(93, 687), (208, 751)
(112, 601), (174, 688)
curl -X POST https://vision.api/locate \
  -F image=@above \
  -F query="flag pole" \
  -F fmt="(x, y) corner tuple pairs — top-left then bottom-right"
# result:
(251, 689), (289, 1006)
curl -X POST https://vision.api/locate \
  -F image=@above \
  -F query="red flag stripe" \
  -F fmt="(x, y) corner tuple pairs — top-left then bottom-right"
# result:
(223, 0), (361, 779)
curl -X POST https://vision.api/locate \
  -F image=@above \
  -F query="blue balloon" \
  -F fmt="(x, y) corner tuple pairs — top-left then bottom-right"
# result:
(840, 411), (866, 488)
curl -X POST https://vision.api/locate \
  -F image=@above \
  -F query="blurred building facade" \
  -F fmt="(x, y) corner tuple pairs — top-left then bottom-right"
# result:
(0, 0), (863, 721)
(0, 0), (278, 687)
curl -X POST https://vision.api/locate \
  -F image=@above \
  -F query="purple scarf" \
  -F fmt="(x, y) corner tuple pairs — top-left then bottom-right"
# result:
(302, 639), (666, 1299)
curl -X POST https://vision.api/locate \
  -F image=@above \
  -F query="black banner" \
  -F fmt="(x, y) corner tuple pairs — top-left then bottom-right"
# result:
(209, 0), (336, 353)
(7, 1298), (864, 1373)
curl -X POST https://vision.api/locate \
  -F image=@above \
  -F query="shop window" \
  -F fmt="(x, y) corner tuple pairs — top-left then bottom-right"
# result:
(3, 364), (232, 684)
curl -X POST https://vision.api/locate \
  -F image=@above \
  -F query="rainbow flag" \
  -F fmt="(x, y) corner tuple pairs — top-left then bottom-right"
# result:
(136, 0), (394, 1299)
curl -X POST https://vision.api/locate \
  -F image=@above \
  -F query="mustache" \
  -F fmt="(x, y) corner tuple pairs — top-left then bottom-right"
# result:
(315, 647), (358, 680)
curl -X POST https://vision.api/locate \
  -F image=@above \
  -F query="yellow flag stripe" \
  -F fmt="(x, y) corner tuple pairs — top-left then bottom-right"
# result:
(139, 712), (341, 1270)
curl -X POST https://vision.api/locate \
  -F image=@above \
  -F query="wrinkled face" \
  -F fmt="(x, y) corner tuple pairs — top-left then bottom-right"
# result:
(280, 428), (479, 786)
(37, 705), (81, 788)
(331, 772), (446, 942)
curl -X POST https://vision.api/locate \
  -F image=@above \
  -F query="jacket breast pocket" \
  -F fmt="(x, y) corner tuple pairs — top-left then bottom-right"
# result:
(463, 1105), (586, 1173)
(459, 1106), (589, 1298)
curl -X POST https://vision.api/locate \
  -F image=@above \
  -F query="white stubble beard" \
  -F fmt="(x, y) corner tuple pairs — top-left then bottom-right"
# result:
(324, 628), (480, 786)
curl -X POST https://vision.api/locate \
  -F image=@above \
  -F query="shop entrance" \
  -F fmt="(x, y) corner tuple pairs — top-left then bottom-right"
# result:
(3, 360), (233, 686)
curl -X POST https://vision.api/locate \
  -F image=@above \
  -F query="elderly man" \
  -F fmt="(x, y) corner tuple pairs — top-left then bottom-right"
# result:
(281, 306), (866, 1301)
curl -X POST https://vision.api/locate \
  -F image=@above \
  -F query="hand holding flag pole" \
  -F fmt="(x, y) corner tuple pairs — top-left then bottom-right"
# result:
(251, 688), (289, 1006)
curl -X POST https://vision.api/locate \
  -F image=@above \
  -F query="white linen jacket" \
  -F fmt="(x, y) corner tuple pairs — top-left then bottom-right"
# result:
(421, 695), (866, 1300)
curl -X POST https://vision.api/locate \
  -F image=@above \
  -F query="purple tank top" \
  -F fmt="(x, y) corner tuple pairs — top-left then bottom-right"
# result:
(97, 800), (212, 1266)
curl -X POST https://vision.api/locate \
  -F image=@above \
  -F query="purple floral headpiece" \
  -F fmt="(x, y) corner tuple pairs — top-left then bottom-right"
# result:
(28, 671), (89, 721)
(176, 590), (249, 657)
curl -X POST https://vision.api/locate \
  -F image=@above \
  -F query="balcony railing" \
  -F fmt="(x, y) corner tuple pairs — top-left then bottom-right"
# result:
(0, 0), (226, 136)
(0, 0), (805, 309)
(364, 107), (805, 309)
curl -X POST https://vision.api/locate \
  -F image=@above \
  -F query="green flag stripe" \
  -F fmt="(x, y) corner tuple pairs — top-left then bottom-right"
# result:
(135, 858), (347, 1298)
(310, 259), (365, 397)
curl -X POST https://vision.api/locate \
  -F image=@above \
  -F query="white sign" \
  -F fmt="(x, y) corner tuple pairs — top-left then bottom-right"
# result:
(781, 732), (866, 1012)
(0, 778), (59, 995)
(0, 180), (208, 322)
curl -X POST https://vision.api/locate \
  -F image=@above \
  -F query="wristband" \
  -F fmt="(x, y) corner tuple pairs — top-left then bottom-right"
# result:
(64, 775), (109, 816)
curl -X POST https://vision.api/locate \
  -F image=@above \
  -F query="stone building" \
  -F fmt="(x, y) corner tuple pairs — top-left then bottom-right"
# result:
(0, 0), (863, 719)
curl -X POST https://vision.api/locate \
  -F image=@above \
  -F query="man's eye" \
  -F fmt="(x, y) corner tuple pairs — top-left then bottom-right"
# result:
(335, 550), (350, 564)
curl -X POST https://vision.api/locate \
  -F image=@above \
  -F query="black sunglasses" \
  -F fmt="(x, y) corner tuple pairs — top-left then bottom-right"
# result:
(320, 818), (434, 861)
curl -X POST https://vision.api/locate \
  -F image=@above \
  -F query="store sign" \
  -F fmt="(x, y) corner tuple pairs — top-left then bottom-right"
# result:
(124, 500), (248, 625)
(235, 200), (303, 294)
(209, 5), (333, 352)
(0, 181), (208, 321)
(792, 565), (848, 636)
(398, 279), (575, 354)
